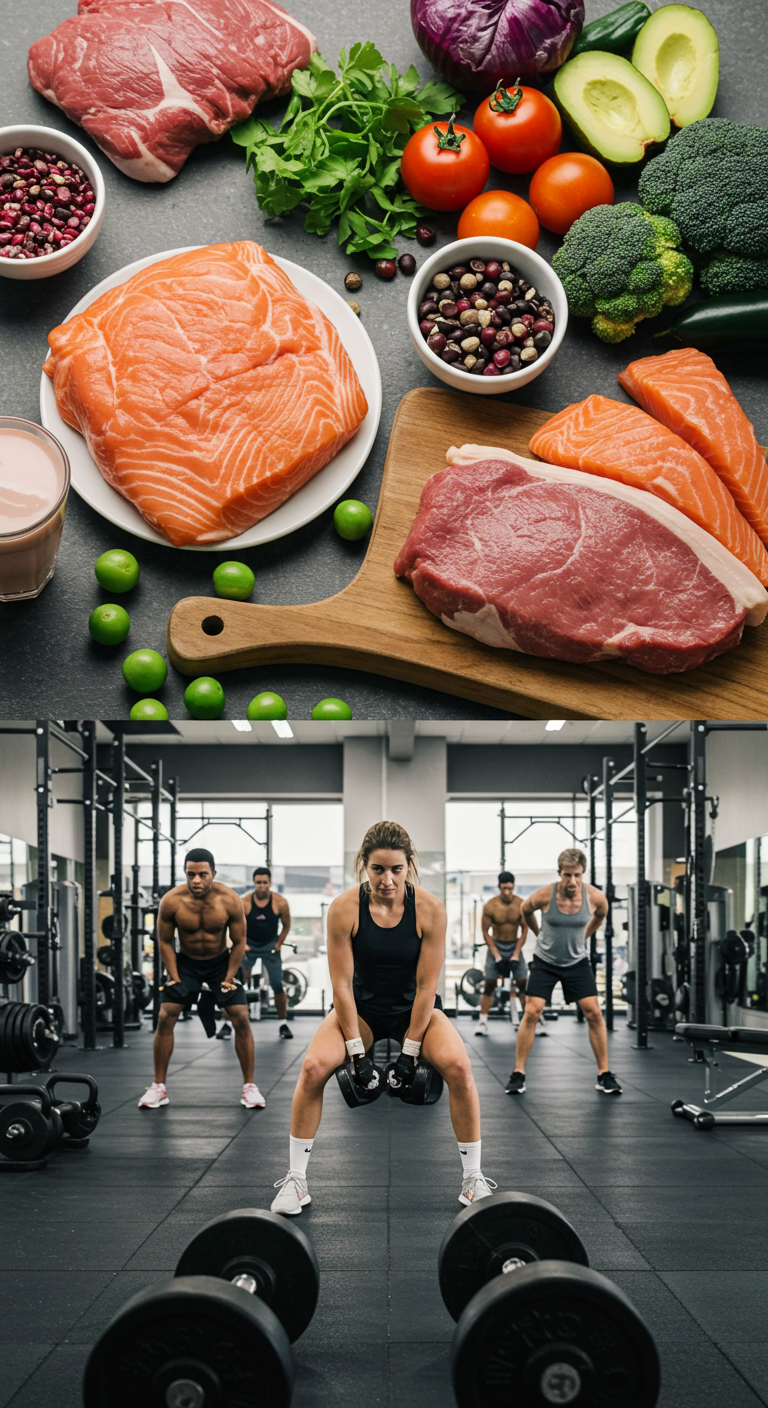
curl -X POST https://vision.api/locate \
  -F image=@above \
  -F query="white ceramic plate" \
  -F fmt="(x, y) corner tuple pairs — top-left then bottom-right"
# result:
(39, 246), (382, 551)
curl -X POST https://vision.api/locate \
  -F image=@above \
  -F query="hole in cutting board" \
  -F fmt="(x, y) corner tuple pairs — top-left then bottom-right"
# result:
(201, 615), (224, 636)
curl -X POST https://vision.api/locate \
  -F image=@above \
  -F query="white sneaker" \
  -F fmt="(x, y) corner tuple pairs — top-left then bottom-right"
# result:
(138, 1082), (169, 1108)
(241, 1083), (266, 1108)
(474, 1022), (488, 1038)
(459, 1172), (497, 1206)
(271, 1172), (311, 1216)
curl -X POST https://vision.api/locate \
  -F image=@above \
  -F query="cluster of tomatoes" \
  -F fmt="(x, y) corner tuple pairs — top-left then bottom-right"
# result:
(400, 83), (614, 248)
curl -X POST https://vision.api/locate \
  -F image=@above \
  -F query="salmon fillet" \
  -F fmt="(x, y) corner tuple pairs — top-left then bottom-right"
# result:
(618, 348), (768, 549)
(44, 241), (368, 546)
(529, 395), (768, 589)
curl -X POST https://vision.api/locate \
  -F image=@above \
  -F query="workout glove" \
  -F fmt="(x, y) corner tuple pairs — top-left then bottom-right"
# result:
(390, 1051), (417, 1088)
(352, 1054), (380, 1091)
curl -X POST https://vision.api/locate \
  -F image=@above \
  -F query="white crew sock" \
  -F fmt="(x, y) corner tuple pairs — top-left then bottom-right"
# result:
(478, 1014), (488, 1028)
(458, 1138), (482, 1177)
(289, 1135), (314, 1177)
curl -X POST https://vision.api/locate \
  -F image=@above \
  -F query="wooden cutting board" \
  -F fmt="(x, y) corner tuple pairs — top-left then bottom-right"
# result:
(167, 387), (767, 720)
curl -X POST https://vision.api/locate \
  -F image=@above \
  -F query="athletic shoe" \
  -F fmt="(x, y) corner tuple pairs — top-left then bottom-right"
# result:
(459, 1173), (497, 1206)
(271, 1172), (312, 1216)
(241, 1083), (266, 1108)
(596, 1071), (622, 1095)
(138, 1082), (169, 1108)
(505, 1071), (526, 1095)
(216, 1023), (232, 1040)
(474, 1022), (488, 1038)
(279, 1023), (293, 1040)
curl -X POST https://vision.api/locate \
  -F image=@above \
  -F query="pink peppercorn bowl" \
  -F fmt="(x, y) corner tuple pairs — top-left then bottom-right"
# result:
(0, 124), (105, 281)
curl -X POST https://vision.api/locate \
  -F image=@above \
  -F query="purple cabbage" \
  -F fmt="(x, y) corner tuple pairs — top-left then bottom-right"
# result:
(411, 0), (585, 95)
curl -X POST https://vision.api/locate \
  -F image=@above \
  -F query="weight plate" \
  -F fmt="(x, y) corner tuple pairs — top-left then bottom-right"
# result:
(439, 1192), (589, 1323)
(459, 968), (485, 1008)
(101, 912), (129, 940)
(175, 1208), (319, 1343)
(0, 1100), (54, 1161)
(451, 1261), (661, 1408)
(9, 1003), (28, 1071)
(83, 1276), (294, 1408)
(282, 967), (307, 1008)
(23, 1004), (58, 1069)
(0, 930), (30, 985)
(335, 1059), (385, 1108)
(0, 1003), (17, 1066)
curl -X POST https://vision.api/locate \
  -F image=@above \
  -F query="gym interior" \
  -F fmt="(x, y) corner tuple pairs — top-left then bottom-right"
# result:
(1, 717), (768, 1408)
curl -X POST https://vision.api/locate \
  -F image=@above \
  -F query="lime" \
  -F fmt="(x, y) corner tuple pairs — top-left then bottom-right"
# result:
(89, 603), (130, 645)
(246, 691), (288, 721)
(311, 697), (353, 720)
(129, 699), (169, 721)
(213, 561), (256, 600)
(185, 676), (225, 719)
(122, 649), (168, 692)
(333, 499), (373, 541)
(94, 549), (140, 593)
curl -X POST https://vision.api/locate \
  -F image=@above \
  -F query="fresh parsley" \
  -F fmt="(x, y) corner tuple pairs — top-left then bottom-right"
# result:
(230, 43), (463, 260)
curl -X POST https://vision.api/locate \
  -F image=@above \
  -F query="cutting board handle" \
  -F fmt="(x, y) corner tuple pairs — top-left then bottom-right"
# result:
(167, 595), (350, 675)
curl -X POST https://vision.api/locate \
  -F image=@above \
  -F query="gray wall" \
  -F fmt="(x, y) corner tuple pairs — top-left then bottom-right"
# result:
(707, 729), (768, 851)
(0, 725), (84, 862)
(127, 744), (344, 796)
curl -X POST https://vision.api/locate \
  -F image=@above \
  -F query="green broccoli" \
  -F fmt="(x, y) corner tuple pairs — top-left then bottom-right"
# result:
(552, 203), (693, 343)
(638, 119), (768, 296)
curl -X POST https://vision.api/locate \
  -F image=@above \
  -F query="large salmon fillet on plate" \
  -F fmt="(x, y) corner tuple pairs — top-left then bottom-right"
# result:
(44, 241), (369, 547)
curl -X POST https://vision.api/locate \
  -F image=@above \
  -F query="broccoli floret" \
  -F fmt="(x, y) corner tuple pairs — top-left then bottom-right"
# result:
(638, 119), (768, 294)
(552, 203), (694, 342)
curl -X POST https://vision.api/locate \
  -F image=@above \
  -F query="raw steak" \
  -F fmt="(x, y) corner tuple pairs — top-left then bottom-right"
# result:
(394, 446), (767, 675)
(44, 241), (368, 546)
(28, 0), (316, 182)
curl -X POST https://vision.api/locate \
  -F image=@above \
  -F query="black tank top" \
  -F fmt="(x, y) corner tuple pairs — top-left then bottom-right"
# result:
(352, 884), (421, 1016)
(246, 894), (280, 949)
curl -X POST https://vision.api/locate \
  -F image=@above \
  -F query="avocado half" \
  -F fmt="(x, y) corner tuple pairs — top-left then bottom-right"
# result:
(632, 4), (719, 127)
(554, 51), (670, 165)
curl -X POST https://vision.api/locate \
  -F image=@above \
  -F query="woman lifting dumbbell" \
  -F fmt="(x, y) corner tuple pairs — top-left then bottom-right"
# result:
(272, 820), (495, 1216)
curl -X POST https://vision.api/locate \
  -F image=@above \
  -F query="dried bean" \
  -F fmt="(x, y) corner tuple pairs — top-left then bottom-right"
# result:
(345, 271), (363, 292)
(448, 265), (468, 279)
(460, 336), (480, 353)
(375, 259), (396, 280)
(416, 225), (435, 245)
(347, 300), (361, 316)
(398, 253), (416, 274)
(442, 346), (461, 363)
(484, 260), (502, 281)
(459, 272), (477, 291)
(534, 331), (552, 350)
(463, 355), (477, 370)
(469, 259), (486, 274)
(520, 347), (538, 362)
(483, 365), (500, 377)
(432, 272), (451, 291)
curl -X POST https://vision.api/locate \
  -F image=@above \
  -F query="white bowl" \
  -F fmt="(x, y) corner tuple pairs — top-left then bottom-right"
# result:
(407, 236), (567, 395)
(0, 125), (106, 280)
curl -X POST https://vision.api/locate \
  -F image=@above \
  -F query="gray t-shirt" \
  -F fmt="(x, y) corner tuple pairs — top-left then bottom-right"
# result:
(535, 886), (592, 967)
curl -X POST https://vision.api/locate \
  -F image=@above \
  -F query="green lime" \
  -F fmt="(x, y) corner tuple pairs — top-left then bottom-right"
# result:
(333, 499), (373, 541)
(185, 676), (226, 719)
(213, 561), (256, 600)
(89, 603), (130, 645)
(122, 649), (168, 692)
(129, 699), (169, 721)
(94, 549), (140, 593)
(311, 697), (353, 720)
(246, 692), (288, 721)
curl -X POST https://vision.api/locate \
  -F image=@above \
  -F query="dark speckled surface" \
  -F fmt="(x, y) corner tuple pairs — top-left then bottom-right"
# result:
(1, 0), (765, 719)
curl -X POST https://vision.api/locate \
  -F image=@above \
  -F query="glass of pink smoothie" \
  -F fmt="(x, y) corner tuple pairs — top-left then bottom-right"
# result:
(0, 417), (70, 600)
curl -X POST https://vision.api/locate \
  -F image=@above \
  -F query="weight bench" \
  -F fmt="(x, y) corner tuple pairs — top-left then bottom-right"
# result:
(673, 1023), (768, 1130)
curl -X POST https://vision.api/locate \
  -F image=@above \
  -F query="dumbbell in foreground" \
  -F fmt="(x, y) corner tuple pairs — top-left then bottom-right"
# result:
(0, 1074), (101, 1167)
(335, 1050), (443, 1108)
(84, 1209), (319, 1408)
(439, 1192), (660, 1408)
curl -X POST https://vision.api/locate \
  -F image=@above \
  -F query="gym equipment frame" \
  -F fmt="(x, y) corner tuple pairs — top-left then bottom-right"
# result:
(673, 1023), (768, 1129)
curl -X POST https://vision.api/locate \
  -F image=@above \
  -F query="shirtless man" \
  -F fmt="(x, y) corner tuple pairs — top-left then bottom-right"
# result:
(505, 848), (622, 1096)
(271, 820), (495, 1216)
(475, 871), (528, 1037)
(138, 848), (265, 1110)
(217, 866), (293, 1041)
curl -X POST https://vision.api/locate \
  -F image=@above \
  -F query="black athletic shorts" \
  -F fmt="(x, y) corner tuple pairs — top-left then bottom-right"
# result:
(173, 950), (247, 1008)
(358, 994), (444, 1048)
(526, 955), (598, 1004)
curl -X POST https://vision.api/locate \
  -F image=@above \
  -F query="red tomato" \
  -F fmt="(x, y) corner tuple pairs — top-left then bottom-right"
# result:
(457, 190), (540, 249)
(529, 153), (615, 234)
(400, 119), (489, 212)
(474, 83), (562, 175)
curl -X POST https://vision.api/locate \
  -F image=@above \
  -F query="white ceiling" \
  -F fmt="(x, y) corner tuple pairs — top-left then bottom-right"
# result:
(86, 720), (691, 746)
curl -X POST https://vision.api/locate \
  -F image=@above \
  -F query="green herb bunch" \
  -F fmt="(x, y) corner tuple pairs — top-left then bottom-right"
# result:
(230, 42), (463, 260)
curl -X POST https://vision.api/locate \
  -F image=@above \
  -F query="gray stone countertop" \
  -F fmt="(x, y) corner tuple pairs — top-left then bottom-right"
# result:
(1, 0), (765, 720)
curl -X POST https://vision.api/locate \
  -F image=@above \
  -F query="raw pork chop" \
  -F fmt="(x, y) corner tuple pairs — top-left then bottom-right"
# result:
(44, 241), (368, 547)
(28, 0), (315, 181)
(618, 348), (768, 549)
(529, 395), (768, 588)
(394, 447), (767, 675)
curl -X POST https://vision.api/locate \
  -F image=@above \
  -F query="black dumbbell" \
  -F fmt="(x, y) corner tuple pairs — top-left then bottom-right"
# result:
(0, 1083), (61, 1166)
(439, 1192), (660, 1408)
(384, 1057), (444, 1105)
(335, 1055), (386, 1107)
(44, 1073), (101, 1145)
(83, 1208), (319, 1408)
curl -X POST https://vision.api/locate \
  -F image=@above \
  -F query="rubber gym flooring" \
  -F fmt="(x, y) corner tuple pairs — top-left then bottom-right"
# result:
(2, 1011), (768, 1408)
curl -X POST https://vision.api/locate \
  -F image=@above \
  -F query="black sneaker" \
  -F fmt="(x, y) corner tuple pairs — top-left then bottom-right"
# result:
(596, 1071), (622, 1095)
(216, 1023), (232, 1041)
(279, 1023), (293, 1040)
(505, 1071), (526, 1095)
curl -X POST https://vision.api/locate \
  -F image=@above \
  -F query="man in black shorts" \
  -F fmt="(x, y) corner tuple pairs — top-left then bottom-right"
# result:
(216, 866), (293, 1041)
(138, 849), (265, 1109)
(505, 847), (622, 1096)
